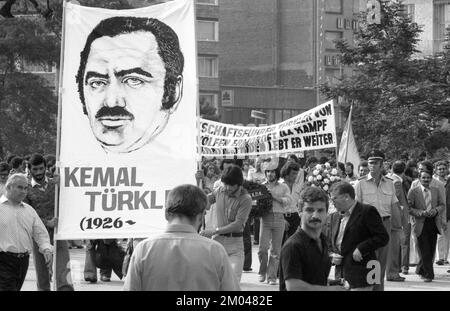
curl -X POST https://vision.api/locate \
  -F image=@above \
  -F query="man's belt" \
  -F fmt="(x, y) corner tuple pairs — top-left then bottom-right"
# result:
(220, 232), (243, 237)
(0, 251), (29, 258)
(382, 216), (391, 221)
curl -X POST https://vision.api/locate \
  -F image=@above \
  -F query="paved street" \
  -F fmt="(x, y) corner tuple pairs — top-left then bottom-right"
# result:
(20, 243), (450, 291)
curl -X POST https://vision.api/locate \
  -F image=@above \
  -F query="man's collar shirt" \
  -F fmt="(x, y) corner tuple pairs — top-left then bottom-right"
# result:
(354, 173), (398, 218)
(0, 195), (52, 254)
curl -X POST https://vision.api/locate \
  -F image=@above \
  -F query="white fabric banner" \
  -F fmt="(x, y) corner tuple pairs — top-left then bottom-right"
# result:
(199, 101), (337, 157)
(56, 0), (197, 239)
(338, 105), (360, 174)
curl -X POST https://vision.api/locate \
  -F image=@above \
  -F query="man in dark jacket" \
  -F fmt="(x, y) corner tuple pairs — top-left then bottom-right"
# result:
(330, 182), (389, 290)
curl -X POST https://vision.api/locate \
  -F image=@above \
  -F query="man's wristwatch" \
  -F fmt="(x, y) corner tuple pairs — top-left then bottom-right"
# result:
(214, 227), (220, 235)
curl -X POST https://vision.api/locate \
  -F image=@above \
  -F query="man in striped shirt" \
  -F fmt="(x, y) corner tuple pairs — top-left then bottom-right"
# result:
(0, 173), (52, 291)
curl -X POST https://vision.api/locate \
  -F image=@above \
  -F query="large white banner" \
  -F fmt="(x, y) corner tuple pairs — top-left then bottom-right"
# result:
(56, 0), (197, 239)
(199, 101), (337, 157)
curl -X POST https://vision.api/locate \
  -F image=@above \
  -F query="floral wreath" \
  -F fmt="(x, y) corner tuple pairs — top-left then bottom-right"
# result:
(305, 163), (342, 194)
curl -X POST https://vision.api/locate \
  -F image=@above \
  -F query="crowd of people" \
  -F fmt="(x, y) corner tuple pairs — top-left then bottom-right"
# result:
(0, 149), (449, 291)
(192, 150), (449, 290)
(0, 153), (125, 291)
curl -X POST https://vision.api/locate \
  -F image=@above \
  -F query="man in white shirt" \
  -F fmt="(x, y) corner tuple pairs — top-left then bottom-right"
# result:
(0, 173), (52, 291)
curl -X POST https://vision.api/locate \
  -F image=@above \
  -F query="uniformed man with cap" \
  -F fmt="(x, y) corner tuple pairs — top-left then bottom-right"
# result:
(354, 150), (401, 291)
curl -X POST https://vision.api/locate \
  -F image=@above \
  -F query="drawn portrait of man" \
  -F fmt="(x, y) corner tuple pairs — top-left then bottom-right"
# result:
(76, 16), (184, 154)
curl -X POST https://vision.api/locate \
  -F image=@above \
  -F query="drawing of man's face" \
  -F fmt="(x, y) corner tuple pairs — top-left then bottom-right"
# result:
(77, 17), (184, 154)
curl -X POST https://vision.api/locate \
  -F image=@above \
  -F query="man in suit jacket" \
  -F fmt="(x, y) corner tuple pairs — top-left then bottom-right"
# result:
(410, 161), (446, 231)
(390, 161), (410, 276)
(407, 168), (445, 282)
(330, 182), (389, 290)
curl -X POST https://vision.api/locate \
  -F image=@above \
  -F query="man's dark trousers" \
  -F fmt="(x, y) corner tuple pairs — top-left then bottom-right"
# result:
(243, 218), (252, 270)
(416, 217), (439, 279)
(0, 252), (29, 291)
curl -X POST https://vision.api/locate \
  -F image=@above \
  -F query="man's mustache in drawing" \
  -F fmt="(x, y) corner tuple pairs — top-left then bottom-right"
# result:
(95, 106), (135, 120)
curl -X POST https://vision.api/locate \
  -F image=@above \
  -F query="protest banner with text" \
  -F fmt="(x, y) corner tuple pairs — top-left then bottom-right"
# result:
(199, 101), (337, 157)
(56, 0), (197, 239)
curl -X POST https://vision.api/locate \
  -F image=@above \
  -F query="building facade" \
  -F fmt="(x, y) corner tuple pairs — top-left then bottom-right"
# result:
(196, 0), (221, 118)
(400, 0), (450, 56)
(218, 0), (365, 127)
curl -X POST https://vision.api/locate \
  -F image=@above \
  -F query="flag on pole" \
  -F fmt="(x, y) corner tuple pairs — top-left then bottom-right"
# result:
(338, 105), (360, 176)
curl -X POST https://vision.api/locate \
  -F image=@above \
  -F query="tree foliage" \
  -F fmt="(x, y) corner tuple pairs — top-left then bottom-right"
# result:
(320, 1), (450, 159)
(0, 12), (60, 158)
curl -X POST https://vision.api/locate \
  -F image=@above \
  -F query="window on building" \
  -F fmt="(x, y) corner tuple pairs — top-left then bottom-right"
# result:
(196, 0), (218, 5)
(265, 109), (274, 125)
(353, 0), (364, 14)
(434, 2), (450, 53)
(199, 93), (218, 113)
(197, 20), (219, 41)
(198, 56), (218, 77)
(282, 110), (291, 121)
(325, 0), (342, 13)
(274, 110), (283, 123)
(325, 31), (343, 50)
(325, 68), (342, 84)
(401, 4), (415, 22)
(223, 108), (233, 123)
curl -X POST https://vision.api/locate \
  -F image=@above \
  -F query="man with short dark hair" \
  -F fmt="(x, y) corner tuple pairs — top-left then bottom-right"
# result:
(0, 174), (53, 291)
(305, 157), (318, 175)
(76, 16), (184, 154)
(408, 168), (445, 282)
(43, 154), (56, 178)
(383, 161), (393, 177)
(279, 187), (344, 291)
(344, 162), (356, 183)
(124, 184), (239, 291)
(358, 160), (369, 178)
(411, 161), (446, 267)
(10, 156), (24, 175)
(330, 182), (389, 290)
(25, 153), (74, 291)
(200, 165), (252, 282)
